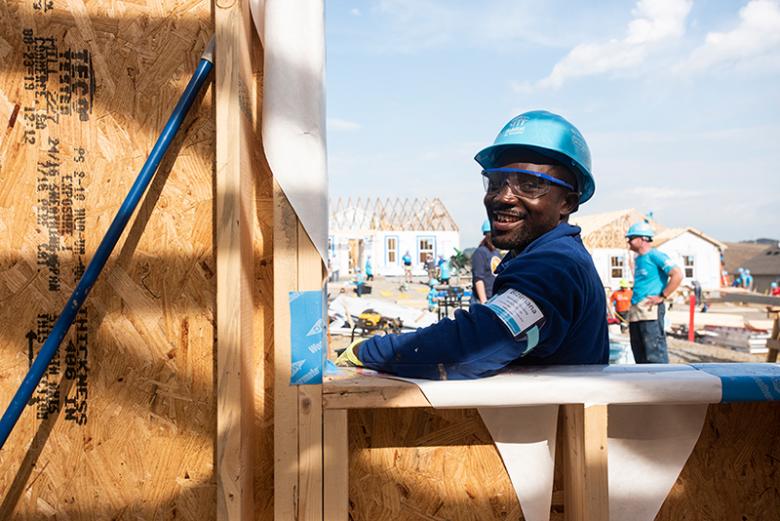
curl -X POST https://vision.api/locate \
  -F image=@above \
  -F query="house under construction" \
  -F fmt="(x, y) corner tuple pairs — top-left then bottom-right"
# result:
(572, 208), (725, 290)
(329, 197), (460, 278)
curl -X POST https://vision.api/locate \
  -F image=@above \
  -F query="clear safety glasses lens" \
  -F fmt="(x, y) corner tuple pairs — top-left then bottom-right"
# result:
(481, 171), (552, 199)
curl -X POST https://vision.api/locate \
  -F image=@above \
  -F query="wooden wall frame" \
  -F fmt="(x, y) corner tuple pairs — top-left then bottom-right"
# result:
(215, 0), (257, 519)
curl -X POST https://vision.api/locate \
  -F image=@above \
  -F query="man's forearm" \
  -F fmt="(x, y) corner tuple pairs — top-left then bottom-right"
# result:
(356, 307), (525, 380)
(475, 280), (488, 303)
(662, 267), (683, 297)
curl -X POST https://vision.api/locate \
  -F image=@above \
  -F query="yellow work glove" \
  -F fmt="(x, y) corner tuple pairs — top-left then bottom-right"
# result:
(335, 339), (365, 367)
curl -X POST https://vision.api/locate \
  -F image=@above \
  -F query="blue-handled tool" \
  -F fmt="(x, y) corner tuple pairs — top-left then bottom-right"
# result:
(0, 36), (216, 450)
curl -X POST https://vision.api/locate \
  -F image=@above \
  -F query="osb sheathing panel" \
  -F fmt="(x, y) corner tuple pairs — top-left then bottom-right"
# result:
(350, 404), (780, 521)
(658, 402), (780, 520)
(348, 408), (550, 521)
(0, 1), (216, 519)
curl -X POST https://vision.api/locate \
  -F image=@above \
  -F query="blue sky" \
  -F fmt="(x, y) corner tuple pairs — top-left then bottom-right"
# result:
(326, 0), (780, 247)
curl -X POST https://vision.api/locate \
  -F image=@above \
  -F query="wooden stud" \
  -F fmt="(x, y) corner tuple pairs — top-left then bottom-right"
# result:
(273, 187), (324, 520)
(296, 222), (323, 521)
(215, 0), (255, 519)
(323, 409), (349, 521)
(273, 182), (300, 520)
(562, 404), (609, 521)
(766, 308), (779, 363)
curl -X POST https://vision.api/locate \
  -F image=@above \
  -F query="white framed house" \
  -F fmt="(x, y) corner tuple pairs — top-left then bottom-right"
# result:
(653, 228), (726, 290)
(329, 197), (460, 279)
(572, 209), (725, 290)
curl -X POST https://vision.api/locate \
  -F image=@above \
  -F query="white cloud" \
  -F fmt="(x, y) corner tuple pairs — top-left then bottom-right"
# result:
(350, 8), (361, 16)
(523, 0), (692, 91)
(370, 1), (596, 54)
(685, 0), (780, 71)
(328, 118), (362, 132)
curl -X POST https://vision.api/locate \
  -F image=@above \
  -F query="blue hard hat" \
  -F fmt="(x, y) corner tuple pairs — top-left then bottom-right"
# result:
(481, 219), (491, 234)
(771, 282), (777, 288)
(474, 110), (595, 203)
(625, 221), (654, 240)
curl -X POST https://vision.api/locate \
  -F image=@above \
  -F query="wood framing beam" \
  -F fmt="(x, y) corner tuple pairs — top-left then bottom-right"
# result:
(323, 410), (349, 521)
(323, 373), (430, 409)
(562, 404), (609, 521)
(273, 186), (324, 520)
(215, 0), (255, 519)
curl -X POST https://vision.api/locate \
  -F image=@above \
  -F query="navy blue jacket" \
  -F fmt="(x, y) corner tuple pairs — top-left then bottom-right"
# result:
(358, 223), (609, 379)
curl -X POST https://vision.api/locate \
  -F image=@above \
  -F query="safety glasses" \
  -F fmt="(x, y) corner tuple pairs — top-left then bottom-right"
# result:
(481, 168), (575, 199)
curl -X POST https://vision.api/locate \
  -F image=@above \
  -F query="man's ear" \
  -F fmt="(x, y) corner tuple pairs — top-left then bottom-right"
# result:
(560, 191), (579, 218)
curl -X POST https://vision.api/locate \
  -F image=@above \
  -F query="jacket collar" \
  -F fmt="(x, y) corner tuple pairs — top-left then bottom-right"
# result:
(497, 222), (582, 274)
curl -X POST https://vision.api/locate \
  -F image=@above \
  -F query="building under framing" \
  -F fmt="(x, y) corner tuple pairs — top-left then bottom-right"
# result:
(329, 197), (460, 278)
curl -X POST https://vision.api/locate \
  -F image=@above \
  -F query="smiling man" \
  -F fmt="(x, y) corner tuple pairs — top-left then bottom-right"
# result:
(336, 110), (609, 379)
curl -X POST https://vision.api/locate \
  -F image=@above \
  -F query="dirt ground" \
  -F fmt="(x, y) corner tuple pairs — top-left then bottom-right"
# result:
(328, 275), (771, 364)
(667, 337), (765, 363)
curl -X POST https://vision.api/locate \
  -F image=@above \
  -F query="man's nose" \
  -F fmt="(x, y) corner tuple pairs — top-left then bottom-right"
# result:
(494, 182), (517, 201)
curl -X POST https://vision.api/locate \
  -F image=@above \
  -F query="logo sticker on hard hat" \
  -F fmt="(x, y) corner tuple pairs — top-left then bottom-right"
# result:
(504, 116), (528, 136)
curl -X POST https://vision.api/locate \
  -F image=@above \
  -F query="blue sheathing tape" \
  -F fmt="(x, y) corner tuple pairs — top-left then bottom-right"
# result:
(289, 290), (326, 385)
(692, 363), (780, 403)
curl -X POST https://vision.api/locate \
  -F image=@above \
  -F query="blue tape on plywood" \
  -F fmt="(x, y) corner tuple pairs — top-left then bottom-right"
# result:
(289, 290), (326, 385)
(693, 363), (780, 403)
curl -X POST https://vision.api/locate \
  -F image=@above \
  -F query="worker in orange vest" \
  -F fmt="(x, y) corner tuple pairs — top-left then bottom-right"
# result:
(609, 279), (633, 328)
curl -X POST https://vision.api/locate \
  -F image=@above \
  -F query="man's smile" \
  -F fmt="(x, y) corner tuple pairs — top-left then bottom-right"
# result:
(490, 209), (525, 231)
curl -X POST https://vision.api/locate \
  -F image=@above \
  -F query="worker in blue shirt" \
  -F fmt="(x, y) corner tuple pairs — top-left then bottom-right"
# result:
(437, 255), (451, 285)
(336, 110), (609, 379)
(744, 269), (754, 291)
(402, 251), (413, 283)
(733, 268), (744, 288)
(365, 255), (374, 281)
(471, 220), (503, 304)
(625, 222), (682, 363)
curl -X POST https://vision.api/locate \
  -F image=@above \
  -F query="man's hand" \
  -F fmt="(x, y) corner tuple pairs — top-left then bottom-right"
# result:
(645, 295), (665, 306)
(335, 339), (365, 367)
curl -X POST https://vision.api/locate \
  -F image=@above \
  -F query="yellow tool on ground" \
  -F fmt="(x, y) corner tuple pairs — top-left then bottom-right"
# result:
(350, 309), (403, 341)
(357, 310), (383, 327)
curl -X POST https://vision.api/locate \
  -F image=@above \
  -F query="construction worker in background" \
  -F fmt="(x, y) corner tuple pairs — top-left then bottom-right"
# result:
(609, 279), (632, 329)
(353, 268), (365, 298)
(690, 279), (707, 312)
(625, 222), (683, 364)
(365, 255), (374, 281)
(438, 255), (451, 285)
(733, 268), (744, 288)
(337, 110), (609, 378)
(770, 281), (780, 296)
(402, 251), (413, 283)
(471, 220), (502, 304)
(425, 253), (437, 282)
(744, 269), (754, 291)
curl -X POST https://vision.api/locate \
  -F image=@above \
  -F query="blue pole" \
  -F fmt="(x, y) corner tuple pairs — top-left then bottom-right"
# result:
(0, 37), (216, 450)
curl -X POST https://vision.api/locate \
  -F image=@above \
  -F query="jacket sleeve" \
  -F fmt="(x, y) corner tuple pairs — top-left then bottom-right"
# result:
(357, 304), (539, 380)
